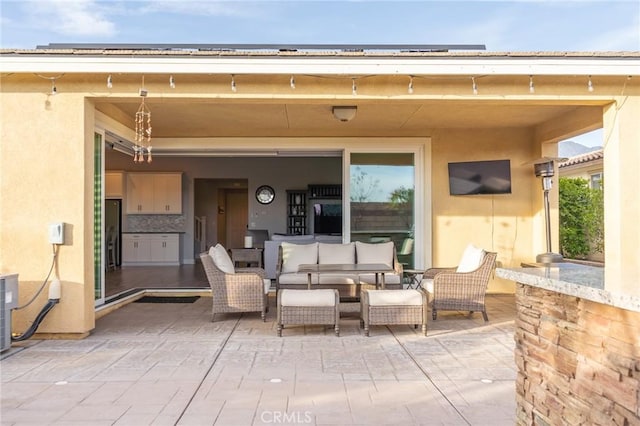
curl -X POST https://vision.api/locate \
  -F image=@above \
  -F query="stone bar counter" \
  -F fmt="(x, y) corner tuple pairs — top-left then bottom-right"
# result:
(496, 263), (640, 425)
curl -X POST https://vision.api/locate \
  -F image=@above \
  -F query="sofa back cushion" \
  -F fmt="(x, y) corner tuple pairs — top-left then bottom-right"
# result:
(355, 241), (394, 267)
(281, 242), (319, 273)
(209, 243), (235, 274)
(318, 242), (355, 264)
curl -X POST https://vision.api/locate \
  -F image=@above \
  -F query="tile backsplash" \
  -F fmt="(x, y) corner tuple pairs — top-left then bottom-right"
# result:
(127, 215), (186, 232)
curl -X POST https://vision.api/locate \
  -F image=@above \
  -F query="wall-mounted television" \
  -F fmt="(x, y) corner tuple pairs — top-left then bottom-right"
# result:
(313, 203), (342, 234)
(448, 160), (512, 195)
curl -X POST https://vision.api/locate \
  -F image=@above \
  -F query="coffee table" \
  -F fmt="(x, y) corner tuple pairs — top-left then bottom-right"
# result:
(297, 263), (395, 290)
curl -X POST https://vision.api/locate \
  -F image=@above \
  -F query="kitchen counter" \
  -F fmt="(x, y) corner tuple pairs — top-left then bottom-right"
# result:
(496, 263), (640, 313)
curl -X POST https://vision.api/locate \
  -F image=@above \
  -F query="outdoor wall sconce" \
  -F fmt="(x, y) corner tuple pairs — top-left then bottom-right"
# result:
(332, 106), (357, 122)
(533, 157), (566, 263)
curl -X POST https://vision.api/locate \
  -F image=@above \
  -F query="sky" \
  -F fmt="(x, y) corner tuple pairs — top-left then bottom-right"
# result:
(1, 0), (638, 148)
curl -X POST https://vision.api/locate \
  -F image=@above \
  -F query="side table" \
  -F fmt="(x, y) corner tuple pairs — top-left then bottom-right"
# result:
(231, 248), (263, 268)
(403, 269), (424, 289)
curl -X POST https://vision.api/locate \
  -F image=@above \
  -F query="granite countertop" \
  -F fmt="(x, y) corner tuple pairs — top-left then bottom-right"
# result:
(496, 263), (640, 313)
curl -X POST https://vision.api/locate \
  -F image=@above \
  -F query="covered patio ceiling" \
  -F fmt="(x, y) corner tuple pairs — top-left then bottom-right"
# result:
(97, 98), (603, 140)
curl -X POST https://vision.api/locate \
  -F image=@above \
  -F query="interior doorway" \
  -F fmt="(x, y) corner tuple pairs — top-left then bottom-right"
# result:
(222, 188), (249, 249)
(194, 178), (249, 252)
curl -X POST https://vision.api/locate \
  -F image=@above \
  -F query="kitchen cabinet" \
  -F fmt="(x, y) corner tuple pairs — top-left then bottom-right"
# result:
(150, 234), (180, 263)
(126, 172), (182, 214)
(153, 173), (182, 213)
(122, 233), (180, 265)
(105, 171), (124, 198)
(122, 234), (152, 263)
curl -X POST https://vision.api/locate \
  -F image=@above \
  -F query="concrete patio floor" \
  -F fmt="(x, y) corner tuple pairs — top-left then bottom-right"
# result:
(1, 294), (517, 425)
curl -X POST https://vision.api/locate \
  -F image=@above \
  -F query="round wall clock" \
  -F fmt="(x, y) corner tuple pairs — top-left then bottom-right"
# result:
(255, 185), (275, 204)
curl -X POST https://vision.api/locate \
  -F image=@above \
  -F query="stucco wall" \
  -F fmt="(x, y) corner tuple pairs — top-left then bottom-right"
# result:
(0, 93), (95, 336)
(430, 128), (538, 293)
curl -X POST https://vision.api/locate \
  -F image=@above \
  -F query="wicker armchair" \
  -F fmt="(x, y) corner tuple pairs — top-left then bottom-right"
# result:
(199, 253), (269, 322)
(422, 251), (497, 322)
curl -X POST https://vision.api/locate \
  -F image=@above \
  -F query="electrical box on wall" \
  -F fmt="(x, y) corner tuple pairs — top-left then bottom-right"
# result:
(48, 222), (65, 245)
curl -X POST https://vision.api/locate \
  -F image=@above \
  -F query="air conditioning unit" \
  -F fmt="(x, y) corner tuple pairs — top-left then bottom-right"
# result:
(0, 274), (19, 352)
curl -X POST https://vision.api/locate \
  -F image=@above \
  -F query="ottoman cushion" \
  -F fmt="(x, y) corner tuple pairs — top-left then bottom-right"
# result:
(367, 289), (423, 306)
(280, 289), (336, 307)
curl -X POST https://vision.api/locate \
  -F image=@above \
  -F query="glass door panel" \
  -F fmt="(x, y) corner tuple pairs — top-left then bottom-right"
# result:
(348, 152), (416, 268)
(94, 130), (105, 305)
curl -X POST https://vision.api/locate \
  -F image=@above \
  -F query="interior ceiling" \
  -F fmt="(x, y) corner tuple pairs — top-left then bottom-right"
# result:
(97, 98), (592, 139)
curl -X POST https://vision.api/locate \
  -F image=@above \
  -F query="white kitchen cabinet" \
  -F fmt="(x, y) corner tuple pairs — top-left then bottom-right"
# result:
(122, 234), (152, 263)
(126, 174), (155, 213)
(153, 173), (182, 213)
(105, 171), (124, 198)
(122, 233), (180, 265)
(149, 234), (180, 264)
(126, 173), (182, 214)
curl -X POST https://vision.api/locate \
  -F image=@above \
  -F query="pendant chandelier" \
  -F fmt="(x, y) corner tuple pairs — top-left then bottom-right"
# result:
(134, 77), (152, 163)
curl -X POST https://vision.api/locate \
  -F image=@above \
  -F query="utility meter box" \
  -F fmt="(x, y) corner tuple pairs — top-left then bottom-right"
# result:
(1, 273), (19, 352)
(48, 222), (65, 245)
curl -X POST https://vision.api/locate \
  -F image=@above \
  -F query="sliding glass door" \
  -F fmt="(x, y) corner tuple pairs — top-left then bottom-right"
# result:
(94, 130), (105, 306)
(344, 148), (423, 269)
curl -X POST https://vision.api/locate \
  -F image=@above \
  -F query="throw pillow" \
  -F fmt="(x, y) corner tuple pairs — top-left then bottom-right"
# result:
(355, 241), (394, 267)
(319, 242), (355, 264)
(281, 242), (318, 273)
(209, 243), (235, 274)
(456, 244), (486, 273)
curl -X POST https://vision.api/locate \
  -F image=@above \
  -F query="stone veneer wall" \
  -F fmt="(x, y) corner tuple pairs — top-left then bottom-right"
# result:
(515, 283), (640, 425)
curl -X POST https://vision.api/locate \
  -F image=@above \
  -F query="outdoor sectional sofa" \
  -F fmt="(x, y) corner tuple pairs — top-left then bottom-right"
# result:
(275, 240), (403, 299)
(264, 234), (342, 279)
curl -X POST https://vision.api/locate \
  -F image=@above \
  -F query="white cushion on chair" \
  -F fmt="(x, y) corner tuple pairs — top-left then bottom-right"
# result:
(456, 244), (486, 273)
(209, 244), (235, 274)
(281, 242), (318, 273)
(263, 279), (271, 294)
(367, 289), (423, 306)
(319, 242), (355, 264)
(355, 241), (394, 267)
(280, 289), (336, 307)
(420, 279), (434, 294)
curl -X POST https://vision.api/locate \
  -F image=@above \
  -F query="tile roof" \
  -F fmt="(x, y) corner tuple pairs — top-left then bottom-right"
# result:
(559, 149), (604, 168)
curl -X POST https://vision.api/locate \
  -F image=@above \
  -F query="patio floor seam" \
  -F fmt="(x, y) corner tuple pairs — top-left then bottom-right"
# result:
(174, 314), (241, 424)
(387, 325), (472, 426)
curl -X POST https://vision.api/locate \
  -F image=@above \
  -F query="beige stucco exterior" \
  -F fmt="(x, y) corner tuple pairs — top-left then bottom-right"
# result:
(1, 49), (639, 336)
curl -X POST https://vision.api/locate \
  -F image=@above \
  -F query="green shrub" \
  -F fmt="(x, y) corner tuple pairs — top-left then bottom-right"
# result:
(559, 177), (604, 259)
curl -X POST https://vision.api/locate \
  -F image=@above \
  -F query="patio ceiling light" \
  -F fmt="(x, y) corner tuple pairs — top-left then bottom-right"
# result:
(332, 106), (357, 122)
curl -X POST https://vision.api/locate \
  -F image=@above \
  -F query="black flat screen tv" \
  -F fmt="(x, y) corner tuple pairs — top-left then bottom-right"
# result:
(448, 159), (512, 195)
(313, 203), (342, 234)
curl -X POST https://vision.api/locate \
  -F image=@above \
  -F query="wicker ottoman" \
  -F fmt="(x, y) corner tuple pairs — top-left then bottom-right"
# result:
(277, 289), (340, 337)
(361, 289), (428, 336)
